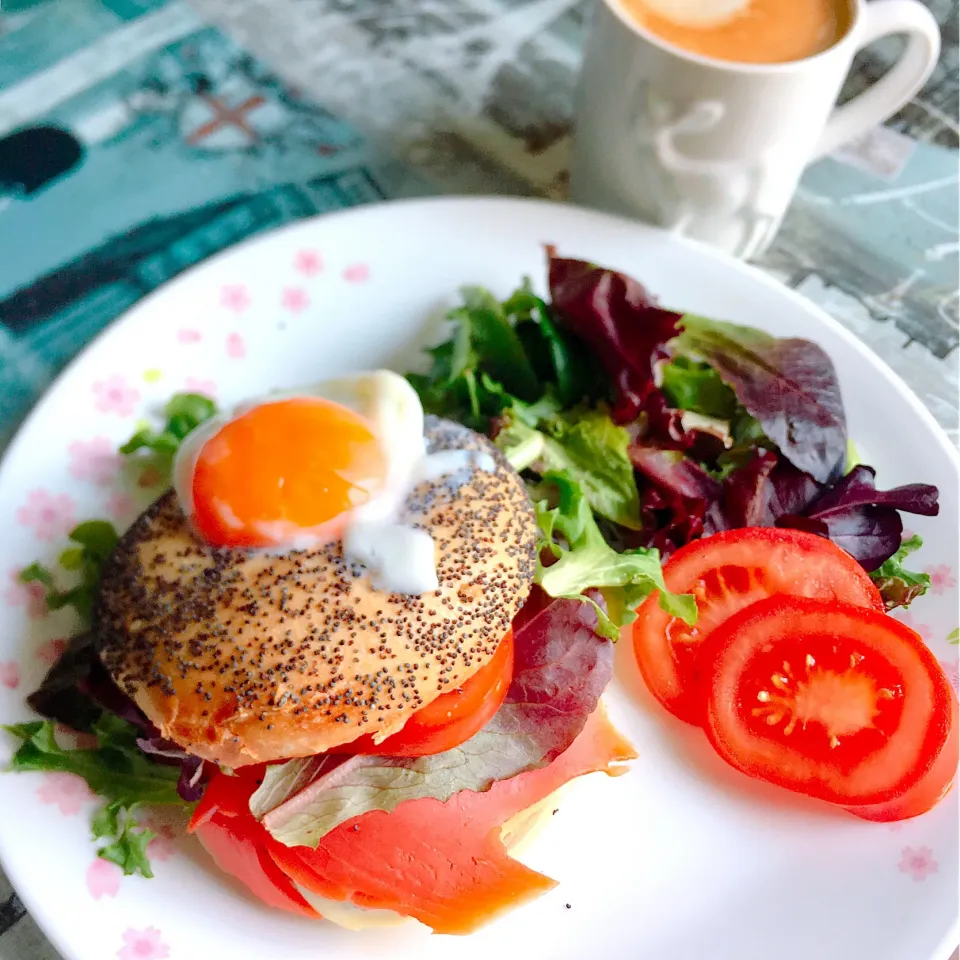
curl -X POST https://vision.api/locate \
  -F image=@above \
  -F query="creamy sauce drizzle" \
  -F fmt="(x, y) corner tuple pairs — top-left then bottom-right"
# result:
(342, 448), (495, 596)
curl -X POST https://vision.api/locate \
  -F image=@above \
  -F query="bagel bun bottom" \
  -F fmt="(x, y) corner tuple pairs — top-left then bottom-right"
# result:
(288, 781), (574, 931)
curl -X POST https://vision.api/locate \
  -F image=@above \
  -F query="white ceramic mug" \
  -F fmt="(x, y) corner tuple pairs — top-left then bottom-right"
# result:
(569, 0), (941, 260)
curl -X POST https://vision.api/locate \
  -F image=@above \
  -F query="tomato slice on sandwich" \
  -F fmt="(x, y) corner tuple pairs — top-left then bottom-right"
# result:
(632, 528), (884, 725)
(340, 629), (515, 757)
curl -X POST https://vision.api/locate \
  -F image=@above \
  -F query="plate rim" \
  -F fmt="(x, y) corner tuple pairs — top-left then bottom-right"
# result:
(2, 196), (958, 477)
(0, 195), (957, 960)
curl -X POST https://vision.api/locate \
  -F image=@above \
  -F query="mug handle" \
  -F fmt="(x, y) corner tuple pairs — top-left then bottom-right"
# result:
(812, 0), (940, 160)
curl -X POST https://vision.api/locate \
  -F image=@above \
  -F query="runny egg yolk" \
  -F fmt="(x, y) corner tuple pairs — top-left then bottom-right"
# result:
(190, 398), (387, 549)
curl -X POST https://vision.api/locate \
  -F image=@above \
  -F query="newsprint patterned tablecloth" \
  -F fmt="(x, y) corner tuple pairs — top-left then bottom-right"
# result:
(0, 1), (957, 957)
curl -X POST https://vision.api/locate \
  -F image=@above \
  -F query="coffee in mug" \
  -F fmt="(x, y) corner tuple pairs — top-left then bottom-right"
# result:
(571, 0), (941, 260)
(618, 0), (854, 64)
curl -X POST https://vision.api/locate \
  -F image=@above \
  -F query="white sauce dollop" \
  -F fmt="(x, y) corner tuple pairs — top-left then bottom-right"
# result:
(342, 522), (439, 595)
(342, 447), (495, 596)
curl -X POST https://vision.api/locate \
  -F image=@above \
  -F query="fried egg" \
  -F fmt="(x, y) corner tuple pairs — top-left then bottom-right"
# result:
(172, 370), (492, 594)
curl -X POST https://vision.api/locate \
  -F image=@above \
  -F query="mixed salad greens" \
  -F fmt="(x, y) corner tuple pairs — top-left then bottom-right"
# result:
(410, 249), (938, 614)
(3, 249), (941, 880)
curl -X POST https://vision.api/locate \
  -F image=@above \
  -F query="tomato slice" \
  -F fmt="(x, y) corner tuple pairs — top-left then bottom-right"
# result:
(845, 685), (958, 821)
(189, 764), (261, 825)
(701, 596), (957, 809)
(340, 629), (514, 756)
(633, 528), (884, 724)
(189, 767), (319, 917)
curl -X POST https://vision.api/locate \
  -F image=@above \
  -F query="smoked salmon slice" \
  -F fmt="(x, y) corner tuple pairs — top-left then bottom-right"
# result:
(190, 767), (320, 918)
(193, 805), (320, 918)
(266, 705), (636, 934)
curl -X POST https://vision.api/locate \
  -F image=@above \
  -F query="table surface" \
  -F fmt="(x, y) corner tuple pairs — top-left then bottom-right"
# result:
(0, 1), (957, 957)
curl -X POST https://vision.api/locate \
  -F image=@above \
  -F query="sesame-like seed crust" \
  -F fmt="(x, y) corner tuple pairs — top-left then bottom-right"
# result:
(93, 416), (537, 767)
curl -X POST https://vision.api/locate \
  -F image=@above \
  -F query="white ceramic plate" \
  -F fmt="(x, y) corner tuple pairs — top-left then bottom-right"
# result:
(0, 197), (957, 960)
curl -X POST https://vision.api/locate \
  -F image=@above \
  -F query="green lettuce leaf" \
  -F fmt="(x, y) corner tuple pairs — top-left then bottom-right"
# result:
(92, 799), (156, 878)
(406, 287), (541, 429)
(542, 409), (641, 530)
(4, 715), (184, 804)
(495, 414), (546, 472)
(3, 715), (188, 877)
(869, 535), (931, 611)
(406, 283), (602, 432)
(481, 374), (563, 430)
(407, 347), (484, 431)
(249, 756), (335, 821)
(120, 392), (217, 457)
(496, 406), (642, 530)
(20, 520), (119, 623)
(660, 356), (737, 420)
(501, 282), (604, 407)
(120, 392), (218, 486)
(534, 472), (696, 639)
(262, 724), (552, 847)
(452, 287), (541, 401)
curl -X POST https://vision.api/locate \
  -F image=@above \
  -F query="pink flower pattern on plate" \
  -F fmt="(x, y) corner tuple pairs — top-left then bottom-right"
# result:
(294, 250), (323, 276)
(37, 773), (93, 815)
(281, 286), (310, 312)
(898, 846), (938, 882)
(86, 858), (122, 900)
(177, 328), (202, 343)
(4, 570), (47, 618)
(898, 613), (932, 643)
(16, 489), (76, 541)
(342, 262), (369, 283)
(141, 817), (178, 862)
(117, 927), (170, 960)
(107, 492), (137, 524)
(185, 376), (217, 398)
(37, 637), (67, 665)
(94, 375), (140, 417)
(938, 658), (959, 693)
(925, 565), (957, 596)
(0, 661), (20, 689)
(221, 284), (250, 313)
(68, 437), (121, 486)
(226, 332), (246, 359)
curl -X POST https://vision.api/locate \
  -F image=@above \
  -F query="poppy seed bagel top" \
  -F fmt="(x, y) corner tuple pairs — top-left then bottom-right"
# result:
(93, 416), (537, 767)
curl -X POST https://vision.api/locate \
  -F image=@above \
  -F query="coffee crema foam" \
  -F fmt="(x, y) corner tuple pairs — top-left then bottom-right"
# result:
(627, 0), (750, 27)
(618, 0), (850, 64)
